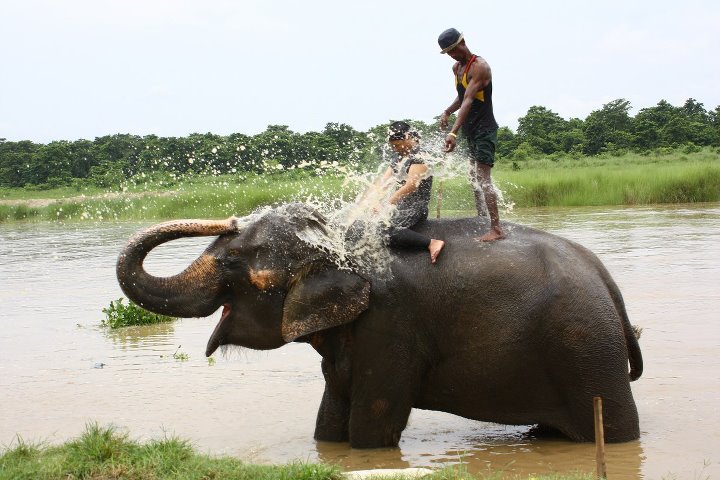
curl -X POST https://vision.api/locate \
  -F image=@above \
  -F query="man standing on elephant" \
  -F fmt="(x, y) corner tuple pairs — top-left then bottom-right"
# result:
(438, 28), (505, 241)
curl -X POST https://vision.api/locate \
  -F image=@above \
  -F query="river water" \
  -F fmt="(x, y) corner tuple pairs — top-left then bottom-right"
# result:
(1, 204), (718, 479)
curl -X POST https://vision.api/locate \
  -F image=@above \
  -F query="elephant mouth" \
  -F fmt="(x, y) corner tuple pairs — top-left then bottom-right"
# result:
(205, 303), (231, 357)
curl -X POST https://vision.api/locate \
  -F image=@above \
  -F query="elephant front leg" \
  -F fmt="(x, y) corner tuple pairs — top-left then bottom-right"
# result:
(348, 397), (412, 448)
(314, 383), (350, 442)
(347, 363), (418, 448)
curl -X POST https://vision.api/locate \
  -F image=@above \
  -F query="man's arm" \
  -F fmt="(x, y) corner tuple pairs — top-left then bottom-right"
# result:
(440, 97), (462, 130)
(444, 59), (491, 152)
(388, 164), (428, 205)
(440, 63), (462, 130)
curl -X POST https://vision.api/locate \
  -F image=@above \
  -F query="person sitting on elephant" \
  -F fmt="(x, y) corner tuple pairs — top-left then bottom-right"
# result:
(355, 121), (445, 263)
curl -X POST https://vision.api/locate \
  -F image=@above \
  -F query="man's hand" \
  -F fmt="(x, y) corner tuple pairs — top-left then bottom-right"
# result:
(440, 111), (450, 130)
(444, 133), (457, 152)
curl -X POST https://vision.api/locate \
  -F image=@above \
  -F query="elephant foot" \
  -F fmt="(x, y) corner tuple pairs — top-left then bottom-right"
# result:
(349, 427), (402, 449)
(528, 424), (566, 439)
(314, 428), (349, 443)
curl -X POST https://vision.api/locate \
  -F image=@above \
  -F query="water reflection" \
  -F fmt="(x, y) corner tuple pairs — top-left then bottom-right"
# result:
(315, 423), (645, 479)
(102, 322), (177, 349)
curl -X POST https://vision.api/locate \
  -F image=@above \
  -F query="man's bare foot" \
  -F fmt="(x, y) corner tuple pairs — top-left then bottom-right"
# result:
(475, 226), (505, 242)
(429, 239), (445, 263)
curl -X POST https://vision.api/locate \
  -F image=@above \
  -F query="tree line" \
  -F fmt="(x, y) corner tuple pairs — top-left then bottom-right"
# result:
(1, 98), (718, 189)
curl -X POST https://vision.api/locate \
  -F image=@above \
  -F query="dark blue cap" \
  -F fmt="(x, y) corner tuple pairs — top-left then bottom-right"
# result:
(438, 28), (464, 53)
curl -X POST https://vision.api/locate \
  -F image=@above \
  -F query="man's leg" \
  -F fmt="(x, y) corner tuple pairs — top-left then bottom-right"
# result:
(474, 163), (505, 242)
(470, 165), (488, 217)
(386, 227), (444, 264)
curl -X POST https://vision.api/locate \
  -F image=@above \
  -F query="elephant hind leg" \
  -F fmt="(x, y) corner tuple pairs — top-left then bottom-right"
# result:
(559, 392), (640, 443)
(596, 395), (640, 443)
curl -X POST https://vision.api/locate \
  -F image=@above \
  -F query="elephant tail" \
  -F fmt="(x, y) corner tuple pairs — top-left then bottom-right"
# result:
(591, 253), (643, 381)
(623, 312), (643, 381)
(572, 242), (643, 381)
(610, 280), (643, 381)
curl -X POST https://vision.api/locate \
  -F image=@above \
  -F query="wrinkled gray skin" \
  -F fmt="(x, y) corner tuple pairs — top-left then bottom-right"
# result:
(117, 203), (642, 448)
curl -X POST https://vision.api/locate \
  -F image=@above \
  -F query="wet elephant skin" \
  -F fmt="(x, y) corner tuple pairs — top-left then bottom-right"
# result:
(117, 203), (642, 448)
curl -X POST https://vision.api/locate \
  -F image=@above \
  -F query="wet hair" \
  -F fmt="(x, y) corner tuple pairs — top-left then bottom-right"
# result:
(388, 121), (420, 141)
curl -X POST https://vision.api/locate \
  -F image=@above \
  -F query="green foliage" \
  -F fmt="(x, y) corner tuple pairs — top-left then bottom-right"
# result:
(0, 423), (344, 480)
(0, 423), (597, 480)
(2, 98), (718, 190)
(10, 204), (41, 220)
(1, 148), (718, 224)
(517, 106), (575, 154)
(583, 99), (633, 155)
(497, 157), (720, 207)
(101, 298), (175, 329)
(172, 346), (190, 361)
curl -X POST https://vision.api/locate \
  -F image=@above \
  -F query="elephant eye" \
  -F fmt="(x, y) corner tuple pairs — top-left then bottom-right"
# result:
(220, 250), (246, 268)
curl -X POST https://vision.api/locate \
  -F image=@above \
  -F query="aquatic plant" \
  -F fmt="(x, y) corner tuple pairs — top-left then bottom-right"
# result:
(172, 346), (189, 362)
(101, 297), (176, 329)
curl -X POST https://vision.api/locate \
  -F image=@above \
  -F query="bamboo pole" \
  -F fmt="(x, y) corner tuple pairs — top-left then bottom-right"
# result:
(594, 396), (607, 479)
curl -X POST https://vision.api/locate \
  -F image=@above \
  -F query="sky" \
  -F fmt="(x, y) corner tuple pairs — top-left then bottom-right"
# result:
(1, 0), (719, 143)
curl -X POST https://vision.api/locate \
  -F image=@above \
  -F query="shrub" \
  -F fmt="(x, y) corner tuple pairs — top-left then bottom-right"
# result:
(101, 298), (175, 328)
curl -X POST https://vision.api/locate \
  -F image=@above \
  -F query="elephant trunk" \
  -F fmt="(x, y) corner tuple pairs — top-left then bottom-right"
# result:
(116, 217), (239, 318)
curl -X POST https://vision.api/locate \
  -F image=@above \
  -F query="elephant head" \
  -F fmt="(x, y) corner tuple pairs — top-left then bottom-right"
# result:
(116, 203), (371, 354)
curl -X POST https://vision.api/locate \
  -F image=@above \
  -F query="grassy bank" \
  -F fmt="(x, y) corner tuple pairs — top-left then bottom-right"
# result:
(0, 424), (595, 480)
(0, 171), (351, 223)
(0, 148), (718, 223)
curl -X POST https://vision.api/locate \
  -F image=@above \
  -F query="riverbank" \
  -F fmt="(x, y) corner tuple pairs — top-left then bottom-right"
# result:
(0, 424), (595, 480)
(0, 148), (718, 223)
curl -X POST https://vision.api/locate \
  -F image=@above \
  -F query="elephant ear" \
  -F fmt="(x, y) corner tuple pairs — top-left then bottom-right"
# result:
(281, 266), (370, 342)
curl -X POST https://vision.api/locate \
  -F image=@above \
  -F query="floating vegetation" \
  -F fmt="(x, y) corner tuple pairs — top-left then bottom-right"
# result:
(172, 346), (189, 362)
(100, 298), (176, 329)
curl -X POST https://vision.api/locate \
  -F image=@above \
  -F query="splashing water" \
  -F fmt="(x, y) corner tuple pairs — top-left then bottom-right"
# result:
(290, 131), (513, 277)
(46, 129), (511, 276)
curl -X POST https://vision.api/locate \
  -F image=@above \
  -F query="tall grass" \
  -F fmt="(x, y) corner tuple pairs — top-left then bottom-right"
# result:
(497, 161), (720, 207)
(1, 149), (718, 223)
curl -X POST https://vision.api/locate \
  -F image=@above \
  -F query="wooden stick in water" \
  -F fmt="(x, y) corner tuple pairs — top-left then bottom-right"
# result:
(594, 396), (607, 479)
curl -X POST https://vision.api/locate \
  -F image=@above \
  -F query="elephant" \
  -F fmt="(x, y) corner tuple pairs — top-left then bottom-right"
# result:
(116, 203), (643, 448)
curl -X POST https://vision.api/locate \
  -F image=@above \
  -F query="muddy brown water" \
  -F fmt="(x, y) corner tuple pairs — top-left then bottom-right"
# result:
(1, 204), (718, 479)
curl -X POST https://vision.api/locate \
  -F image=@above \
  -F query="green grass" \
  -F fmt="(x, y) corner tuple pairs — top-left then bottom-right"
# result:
(0, 170), (352, 223)
(1, 148), (718, 223)
(0, 424), (596, 480)
(0, 424), (343, 480)
(101, 298), (176, 329)
(496, 161), (720, 207)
